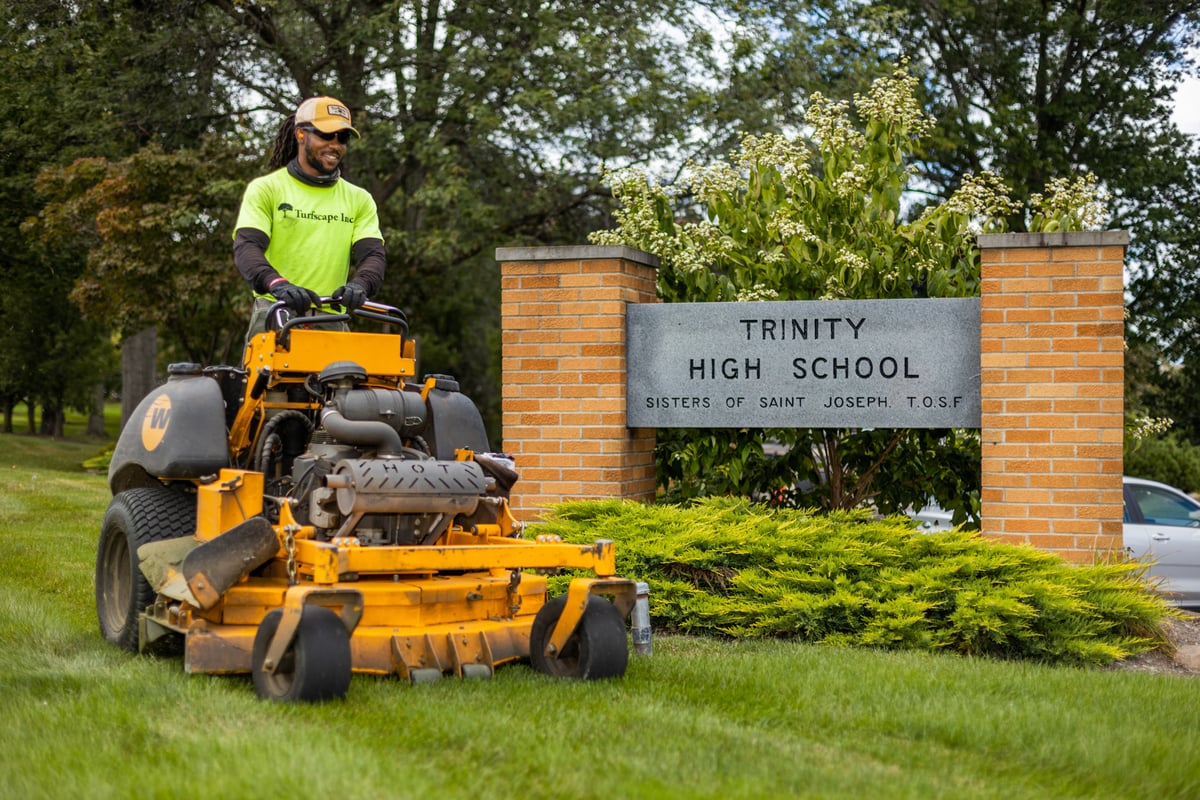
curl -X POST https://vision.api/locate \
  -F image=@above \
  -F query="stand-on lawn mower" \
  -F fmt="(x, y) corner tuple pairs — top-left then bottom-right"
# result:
(95, 299), (635, 701)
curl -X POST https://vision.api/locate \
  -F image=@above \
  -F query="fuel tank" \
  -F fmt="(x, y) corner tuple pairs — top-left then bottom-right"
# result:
(108, 364), (230, 494)
(422, 374), (490, 459)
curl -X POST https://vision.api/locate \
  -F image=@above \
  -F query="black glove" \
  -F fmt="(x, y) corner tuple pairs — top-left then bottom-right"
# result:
(271, 281), (320, 314)
(331, 281), (368, 311)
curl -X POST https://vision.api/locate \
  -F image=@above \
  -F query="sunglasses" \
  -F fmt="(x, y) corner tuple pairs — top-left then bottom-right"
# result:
(301, 126), (352, 145)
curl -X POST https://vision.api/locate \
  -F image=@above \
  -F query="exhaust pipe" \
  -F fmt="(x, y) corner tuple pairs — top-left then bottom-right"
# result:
(320, 408), (404, 456)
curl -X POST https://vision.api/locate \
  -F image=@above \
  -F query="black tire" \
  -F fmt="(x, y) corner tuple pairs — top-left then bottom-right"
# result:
(251, 606), (352, 702)
(529, 594), (629, 679)
(95, 488), (196, 651)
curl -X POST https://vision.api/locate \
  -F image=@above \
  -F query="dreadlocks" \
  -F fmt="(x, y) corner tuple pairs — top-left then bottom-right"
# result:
(268, 114), (299, 171)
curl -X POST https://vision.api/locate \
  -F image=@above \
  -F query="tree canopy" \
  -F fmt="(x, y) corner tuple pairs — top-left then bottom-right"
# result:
(870, 0), (1200, 454)
(6, 0), (1200, 473)
(10, 0), (767, 437)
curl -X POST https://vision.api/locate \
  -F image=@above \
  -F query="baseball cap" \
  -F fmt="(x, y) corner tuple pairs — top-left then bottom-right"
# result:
(294, 96), (360, 137)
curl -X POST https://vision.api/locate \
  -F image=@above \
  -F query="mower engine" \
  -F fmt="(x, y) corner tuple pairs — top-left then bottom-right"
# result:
(275, 364), (516, 548)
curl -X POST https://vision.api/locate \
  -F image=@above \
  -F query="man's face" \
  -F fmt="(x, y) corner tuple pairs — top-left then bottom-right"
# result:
(297, 126), (348, 177)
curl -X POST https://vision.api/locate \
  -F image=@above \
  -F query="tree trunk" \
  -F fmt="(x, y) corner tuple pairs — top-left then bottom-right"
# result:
(2, 398), (12, 433)
(120, 326), (158, 434)
(40, 404), (64, 438)
(86, 383), (106, 438)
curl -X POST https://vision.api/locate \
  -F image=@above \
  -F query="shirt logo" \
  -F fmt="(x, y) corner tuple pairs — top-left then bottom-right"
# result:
(276, 202), (354, 224)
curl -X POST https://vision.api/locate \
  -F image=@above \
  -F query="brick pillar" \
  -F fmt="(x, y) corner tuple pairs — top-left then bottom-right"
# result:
(976, 232), (1128, 562)
(495, 246), (659, 521)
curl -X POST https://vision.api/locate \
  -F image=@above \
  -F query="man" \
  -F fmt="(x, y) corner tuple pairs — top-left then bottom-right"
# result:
(233, 96), (385, 333)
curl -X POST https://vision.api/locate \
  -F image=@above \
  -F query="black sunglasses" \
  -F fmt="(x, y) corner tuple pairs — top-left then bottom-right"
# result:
(301, 126), (352, 145)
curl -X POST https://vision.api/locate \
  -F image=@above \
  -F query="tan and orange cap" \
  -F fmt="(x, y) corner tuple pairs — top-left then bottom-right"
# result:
(295, 96), (360, 137)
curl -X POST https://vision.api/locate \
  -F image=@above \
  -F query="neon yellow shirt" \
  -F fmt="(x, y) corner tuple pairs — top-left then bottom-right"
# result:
(234, 168), (383, 297)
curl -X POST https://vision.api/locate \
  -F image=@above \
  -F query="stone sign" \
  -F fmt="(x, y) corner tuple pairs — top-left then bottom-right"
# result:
(626, 298), (981, 428)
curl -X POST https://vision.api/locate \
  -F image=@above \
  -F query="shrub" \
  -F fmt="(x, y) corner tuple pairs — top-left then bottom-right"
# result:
(539, 498), (1172, 666)
(1124, 433), (1200, 494)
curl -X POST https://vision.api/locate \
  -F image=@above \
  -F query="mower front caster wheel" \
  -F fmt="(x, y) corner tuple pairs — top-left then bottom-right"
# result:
(530, 594), (629, 679)
(251, 607), (352, 702)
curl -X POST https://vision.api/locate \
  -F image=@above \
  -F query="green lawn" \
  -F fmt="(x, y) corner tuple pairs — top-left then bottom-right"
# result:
(1, 429), (1197, 799)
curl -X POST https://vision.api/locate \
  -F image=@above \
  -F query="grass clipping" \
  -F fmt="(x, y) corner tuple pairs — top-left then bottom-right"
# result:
(538, 498), (1172, 666)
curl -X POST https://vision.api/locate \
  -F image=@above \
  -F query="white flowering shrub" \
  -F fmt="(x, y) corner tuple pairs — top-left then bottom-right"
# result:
(1028, 173), (1110, 233)
(591, 64), (1022, 305)
(1127, 415), (1174, 441)
(590, 64), (1108, 514)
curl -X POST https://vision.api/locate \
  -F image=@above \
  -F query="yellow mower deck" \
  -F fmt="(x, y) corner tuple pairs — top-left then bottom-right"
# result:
(143, 504), (635, 681)
(164, 572), (634, 681)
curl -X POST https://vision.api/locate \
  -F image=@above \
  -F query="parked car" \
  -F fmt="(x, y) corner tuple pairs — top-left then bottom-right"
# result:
(1123, 475), (1200, 608)
(911, 502), (955, 532)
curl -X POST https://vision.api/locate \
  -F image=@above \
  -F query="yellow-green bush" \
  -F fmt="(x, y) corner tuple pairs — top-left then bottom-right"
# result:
(538, 498), (1172, 666)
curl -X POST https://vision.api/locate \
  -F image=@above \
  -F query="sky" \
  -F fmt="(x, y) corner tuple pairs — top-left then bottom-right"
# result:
(1174, 72), (1200, 134)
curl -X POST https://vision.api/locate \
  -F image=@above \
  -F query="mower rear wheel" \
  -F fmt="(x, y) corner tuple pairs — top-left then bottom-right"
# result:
(95, 488), (196, 651)
(251, 607), (352, 702)
(530, 594), (629, 679)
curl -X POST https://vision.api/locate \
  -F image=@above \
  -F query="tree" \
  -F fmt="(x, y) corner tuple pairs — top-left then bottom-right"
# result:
(3, 0), (244, 432)
(22, 140), (257, 426)
(866, 1), (1200, 446)
(26, 144), (253, 364)
(0, 2), (122, 433)
(14, 1), (766, 440)
(870, 1), (1200, 206)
